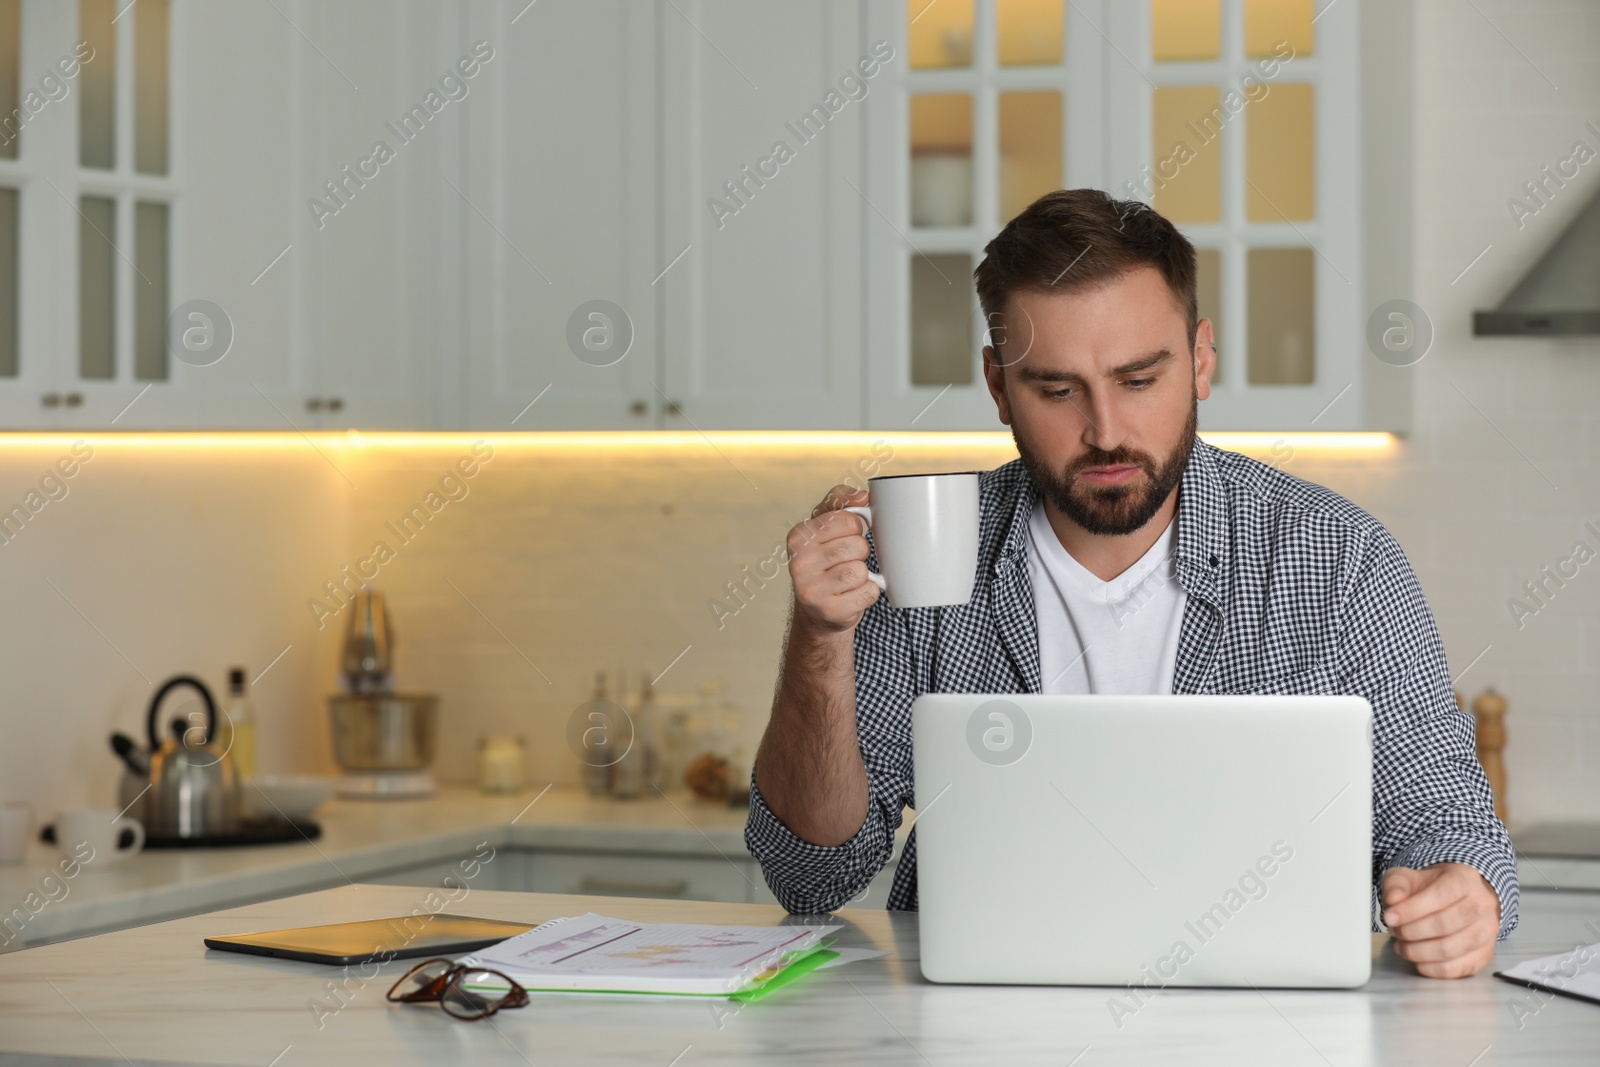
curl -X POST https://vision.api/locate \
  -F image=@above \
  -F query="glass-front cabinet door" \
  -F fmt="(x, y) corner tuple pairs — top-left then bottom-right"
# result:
(865, 0), (1106, 430)
(866, 0), (1364, 433)
(0, 0), (180, 429)
(1107, 0), (1363, 431)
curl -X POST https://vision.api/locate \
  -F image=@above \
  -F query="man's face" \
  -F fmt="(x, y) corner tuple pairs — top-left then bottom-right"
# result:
(982, 266), (1215, 537)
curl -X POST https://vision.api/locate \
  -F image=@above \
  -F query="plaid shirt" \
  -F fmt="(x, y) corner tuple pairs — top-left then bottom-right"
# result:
(746, 438), (1520, 939)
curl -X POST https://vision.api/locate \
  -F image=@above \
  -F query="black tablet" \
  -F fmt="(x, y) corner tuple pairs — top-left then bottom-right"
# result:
(204, 914), (535, 966)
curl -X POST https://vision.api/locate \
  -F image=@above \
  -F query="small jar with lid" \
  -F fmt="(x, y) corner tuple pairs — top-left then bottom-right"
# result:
(478, 735), (526, 793)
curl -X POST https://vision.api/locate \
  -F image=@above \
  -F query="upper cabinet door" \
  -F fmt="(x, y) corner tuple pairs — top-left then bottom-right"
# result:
(290, 0), (448, 431)
(0, 0), (65, 429)
(1105, 0), (1364, 431)
(152, 0), (307, 430)
(460, 0), (659, 431)
(862, 0), (1106, 431)
(3, 0), (196, 430)
(656, 0), (865, 430)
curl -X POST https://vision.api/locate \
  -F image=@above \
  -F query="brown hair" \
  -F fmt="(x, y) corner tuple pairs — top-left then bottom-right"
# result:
(974, 189), (1199, 359)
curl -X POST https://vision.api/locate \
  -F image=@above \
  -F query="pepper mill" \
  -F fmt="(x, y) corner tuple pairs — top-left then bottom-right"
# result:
(1470, 688), (1509, 826)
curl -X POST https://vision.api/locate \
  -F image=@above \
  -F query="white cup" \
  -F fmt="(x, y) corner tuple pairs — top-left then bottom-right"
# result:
(845, 472), (980, 609)
(0, 802), (31, 864)
(55, 809), (145, 866)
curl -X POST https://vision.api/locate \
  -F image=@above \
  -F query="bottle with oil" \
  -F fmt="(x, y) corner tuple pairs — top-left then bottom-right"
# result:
(220, 667), (257, 782)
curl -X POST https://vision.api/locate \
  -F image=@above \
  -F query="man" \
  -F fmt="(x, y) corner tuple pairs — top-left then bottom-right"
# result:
(745, 189), (1517, 980)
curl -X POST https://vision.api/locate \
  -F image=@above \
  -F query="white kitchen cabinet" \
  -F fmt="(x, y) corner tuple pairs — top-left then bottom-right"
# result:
(861, 0), (1106, 431)
(364, 849), (531, 894)
(364, 847), (900, 908)
(1102, 0), (1366, 432)
(654, 0), (865, 430)
(3, 0), (1393, 434)
(529, 850), (757, 904)
(157, 0), (447, 431)
(370, 848), (752, 905)
(279, 0), (451, 431)
(0, 0), (173, 430)
(0, 0), (447, 431)
(861, 0), (1383, 434)
(457, 0), (660, 431)
(462, 0), (867, 432)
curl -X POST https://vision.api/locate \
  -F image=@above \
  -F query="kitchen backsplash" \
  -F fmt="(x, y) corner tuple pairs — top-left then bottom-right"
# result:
(0, 410), (1596, 828)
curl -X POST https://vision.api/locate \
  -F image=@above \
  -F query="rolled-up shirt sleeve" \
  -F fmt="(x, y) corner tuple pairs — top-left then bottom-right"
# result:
(1340, 525), (1520, 939)
(745, 559), (918, 915)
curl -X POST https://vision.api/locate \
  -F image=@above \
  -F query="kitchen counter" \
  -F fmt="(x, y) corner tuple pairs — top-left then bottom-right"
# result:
(1, 786), (887, 950)
(1, 884), (1596, 1065)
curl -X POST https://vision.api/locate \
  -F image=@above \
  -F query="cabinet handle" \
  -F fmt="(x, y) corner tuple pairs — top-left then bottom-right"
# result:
(41, 393), (60, 408)
(629, 401), (647, 417)
(664, 400), (682, 417)
(64, 393), (83, 408)
(578, 876), (689, 898)
(306, 398), (323, 411)
(327, 397), (344, 412)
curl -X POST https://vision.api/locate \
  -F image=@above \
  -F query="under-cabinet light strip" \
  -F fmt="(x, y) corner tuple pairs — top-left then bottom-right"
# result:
(0, 431), (1398, 451)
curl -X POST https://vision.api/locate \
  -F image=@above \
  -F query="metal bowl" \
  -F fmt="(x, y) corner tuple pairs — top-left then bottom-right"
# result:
(328, 694), (438, 771)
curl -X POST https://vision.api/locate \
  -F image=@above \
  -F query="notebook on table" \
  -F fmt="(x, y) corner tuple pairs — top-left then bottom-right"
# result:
(459, 912), (854, 1000)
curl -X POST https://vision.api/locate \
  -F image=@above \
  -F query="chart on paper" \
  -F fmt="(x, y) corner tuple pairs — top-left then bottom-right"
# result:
(472, 913), (834, 980)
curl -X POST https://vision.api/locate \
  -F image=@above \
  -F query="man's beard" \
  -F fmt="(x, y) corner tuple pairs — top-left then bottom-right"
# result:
(1015, 393), (1198, 537)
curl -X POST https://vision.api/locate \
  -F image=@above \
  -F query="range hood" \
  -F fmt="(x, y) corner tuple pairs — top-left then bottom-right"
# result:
(1474, 184), (1600, 336)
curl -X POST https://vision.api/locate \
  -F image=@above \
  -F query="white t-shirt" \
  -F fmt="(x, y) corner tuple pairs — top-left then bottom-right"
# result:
(1026, 503), (1188, 695)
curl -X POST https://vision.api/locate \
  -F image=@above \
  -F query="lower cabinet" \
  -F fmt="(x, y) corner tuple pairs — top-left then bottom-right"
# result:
(529, 851), (752, 903)
(361, 848), (531, 895)
(365, 847), (900, 908)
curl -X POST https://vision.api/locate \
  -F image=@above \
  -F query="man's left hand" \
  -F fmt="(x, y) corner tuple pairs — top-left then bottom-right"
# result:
(1380, 863), (1501, 979)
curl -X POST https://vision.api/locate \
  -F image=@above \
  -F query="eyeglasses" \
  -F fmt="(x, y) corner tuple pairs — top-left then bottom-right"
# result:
(386, 958), (530, 1021)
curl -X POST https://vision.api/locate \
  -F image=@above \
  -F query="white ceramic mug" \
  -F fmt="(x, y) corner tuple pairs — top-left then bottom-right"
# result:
(0, 802), (30, 864)
(845, 472), (980, 609)
(55, 809), (145, 866)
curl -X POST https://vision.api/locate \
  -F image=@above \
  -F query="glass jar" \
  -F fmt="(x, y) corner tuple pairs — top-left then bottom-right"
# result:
(478, 735), (526, 794)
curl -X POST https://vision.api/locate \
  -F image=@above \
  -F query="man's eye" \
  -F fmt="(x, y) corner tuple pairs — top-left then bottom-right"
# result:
(1044, 387), (1075, 400)
(1123, 377), (1155, 389)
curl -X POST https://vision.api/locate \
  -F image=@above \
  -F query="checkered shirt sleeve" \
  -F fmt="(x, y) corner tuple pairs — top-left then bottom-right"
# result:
(1345, 524), (1519, 939)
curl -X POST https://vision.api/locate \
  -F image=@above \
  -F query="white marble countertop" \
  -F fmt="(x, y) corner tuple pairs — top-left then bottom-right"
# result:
(0, 786), (852, 949)
(0, 884), (1595, 1065)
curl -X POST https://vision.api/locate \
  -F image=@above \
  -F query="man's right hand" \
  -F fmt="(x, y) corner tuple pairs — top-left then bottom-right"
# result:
(786, 485), (882, 635)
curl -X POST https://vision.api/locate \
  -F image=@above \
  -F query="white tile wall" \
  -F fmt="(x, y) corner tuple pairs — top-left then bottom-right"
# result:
(0, 442), (348, 815)
(338, 436), (1024, 794)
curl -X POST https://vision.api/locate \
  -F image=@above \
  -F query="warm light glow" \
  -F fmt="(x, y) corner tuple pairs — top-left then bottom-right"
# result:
(1200, 432), (1396, 453)
(0, 430), (1399, 452)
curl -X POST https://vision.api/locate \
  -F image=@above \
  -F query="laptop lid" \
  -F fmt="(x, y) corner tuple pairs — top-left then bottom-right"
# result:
(911, 694), (1373, 988)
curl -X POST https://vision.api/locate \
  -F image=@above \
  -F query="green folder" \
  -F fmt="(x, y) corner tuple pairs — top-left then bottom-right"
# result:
(731, 944), (839, 1002)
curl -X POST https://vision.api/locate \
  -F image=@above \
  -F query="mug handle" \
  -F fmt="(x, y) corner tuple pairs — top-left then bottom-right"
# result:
(113, 816), (145, 858)
(841, 506), (888, 594)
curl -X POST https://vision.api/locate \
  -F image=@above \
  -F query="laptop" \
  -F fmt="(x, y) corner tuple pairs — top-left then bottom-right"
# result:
(911, 693), (1373, 988)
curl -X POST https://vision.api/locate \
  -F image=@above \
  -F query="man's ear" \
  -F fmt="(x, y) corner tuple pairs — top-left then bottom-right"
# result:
(982, 345), (1012, 426)
(1193, 317), (1216, 401)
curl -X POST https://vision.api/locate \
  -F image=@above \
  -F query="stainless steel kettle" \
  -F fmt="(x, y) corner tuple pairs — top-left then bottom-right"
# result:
(145, 675), (240, 839)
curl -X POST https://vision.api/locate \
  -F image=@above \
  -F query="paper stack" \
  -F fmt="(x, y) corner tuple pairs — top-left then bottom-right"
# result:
(459, 913), (869, 1000)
